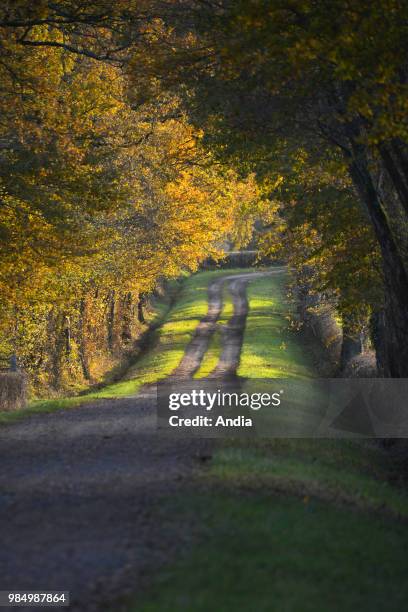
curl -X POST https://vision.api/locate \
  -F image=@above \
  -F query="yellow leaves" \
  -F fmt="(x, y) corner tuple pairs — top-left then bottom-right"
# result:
(0, 9), (266, 384)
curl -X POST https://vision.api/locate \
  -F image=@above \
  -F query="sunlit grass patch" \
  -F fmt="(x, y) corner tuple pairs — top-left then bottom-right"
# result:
(238, 270), (315, 378)
(98, 268), (251, 395)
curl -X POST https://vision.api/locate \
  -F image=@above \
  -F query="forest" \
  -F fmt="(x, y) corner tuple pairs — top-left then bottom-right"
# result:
(0, 1), (407, 393)
(1, 2), (408, 610)
(0, 1), (262, 392)
(1, 0), (407, 399)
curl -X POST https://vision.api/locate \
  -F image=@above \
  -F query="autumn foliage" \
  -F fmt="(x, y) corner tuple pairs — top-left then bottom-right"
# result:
(1, 0), (407, 389)
(126, 0), (408, 376)
(0, 2), (260, 392)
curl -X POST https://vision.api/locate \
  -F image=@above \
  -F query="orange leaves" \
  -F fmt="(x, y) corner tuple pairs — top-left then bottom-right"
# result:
(0, 4), (265, 389)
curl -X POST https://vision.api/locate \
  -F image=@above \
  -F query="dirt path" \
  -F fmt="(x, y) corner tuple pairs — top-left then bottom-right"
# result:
(171, 269), (282, 379)
(169, 275), (225, 378)
(209, 271), (276, 378)
(0, 395), (212, 611)
(0, 269), (280, 611)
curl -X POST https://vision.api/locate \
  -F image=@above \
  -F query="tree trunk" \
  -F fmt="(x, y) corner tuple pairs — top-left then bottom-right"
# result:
(379, 142), (408, 217)
(348, 147), (408, 376)
(64, 315), (71, 355)
(49, 310), (66, 389)
(121, 292), (133, 342)
(370, 310), (388, 375)
(78, 297), (91, 381)
(137, 292), (146, 324)
(107, 290), (116, 351)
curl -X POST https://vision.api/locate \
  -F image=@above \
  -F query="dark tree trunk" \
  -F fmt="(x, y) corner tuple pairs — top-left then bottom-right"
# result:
(137, 292), (146, 324)
(107, 290), (116, 351)
(380, 144), (408, 214)
(370, 310), (388, 375)
(348, 146), (408, 377)
(121, 292), (133, 342)
(49, 311), (66, 389)
(379, 141), (408, 216)
(63, 315), (71, 355)
(78, 297), (91, 381)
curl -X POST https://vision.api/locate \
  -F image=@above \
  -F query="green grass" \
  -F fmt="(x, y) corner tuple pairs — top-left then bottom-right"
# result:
(131, 437), (408, 612)
(133, 489), (408, 612)
(238, 271), (315, 378)
(211, 441), (408, 519)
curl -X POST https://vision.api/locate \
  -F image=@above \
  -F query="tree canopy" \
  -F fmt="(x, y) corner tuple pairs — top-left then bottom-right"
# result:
(126, 0), (408, 376)
(1, 0), (407, 386)
(0, 2), (260, 390)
